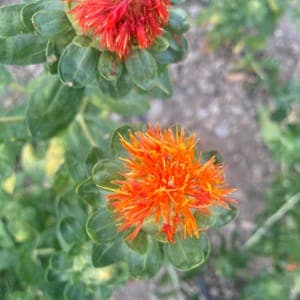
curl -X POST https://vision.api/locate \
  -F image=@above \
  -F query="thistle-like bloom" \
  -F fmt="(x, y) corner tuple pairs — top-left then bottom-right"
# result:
(108, 124), (236, 243)
(67, 0), (170, 58)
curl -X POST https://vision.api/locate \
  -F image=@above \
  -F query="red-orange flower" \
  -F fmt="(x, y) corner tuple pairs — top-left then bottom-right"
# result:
(108, 124), (236, 243)
(66, 0), (170, 58)
(286, 261), (297, 272)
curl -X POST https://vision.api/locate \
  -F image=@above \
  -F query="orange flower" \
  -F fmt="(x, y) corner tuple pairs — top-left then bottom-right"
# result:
(66, 0), (170, 59)
(108, 124), (236, 243)
(286, 261), (297, 272)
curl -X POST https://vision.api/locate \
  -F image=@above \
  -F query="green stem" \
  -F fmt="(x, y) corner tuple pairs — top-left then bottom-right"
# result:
(166, 266), (185, 300)
(242, 192), (300, 250)
(0, 116), (25, 123)
(79, 96), (88, 113)
(267, 0), (280, 13)
(33, 248), (56, 256)
(76, 114), (97, 148)
(250, 59), (265, 80)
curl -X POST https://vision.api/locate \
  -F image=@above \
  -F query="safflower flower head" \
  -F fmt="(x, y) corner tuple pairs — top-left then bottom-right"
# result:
(107, 124), (236, 243)
(66, 0), (170, 59)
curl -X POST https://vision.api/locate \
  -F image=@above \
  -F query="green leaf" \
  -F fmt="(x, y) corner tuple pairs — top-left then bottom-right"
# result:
(56, 190), (86, 221)
(150, 67), (173, 98)
(259, 108), (282, 144)
(88, 81), (149, 116)
(270, 107), (288, 123)
(155, 35), (188, 65)
(164, 233), (210, 271)
(46, 40), (60, 74)
(16, 243), (44, 284)
(0, 143), (15, 179)
(92, 159), (123, 189)
(7, 217), (35, 243)
(0, 249), (16, 271)
(65, 114), (114, 181)
(58, 216), (86, 247)
(46, 252), (72, 282)
(58, 42), (98, 88)
(86, 208), (119, 244)
(45, 267), (66, 283)
(97, 51), (123, 81)
(92, 239), (124, 267)
(75, 114), (114, 150)
(0, 104), (30, 142)
(45, 32), (76, 73)
(99, 90), (150, 116)
(7, 291), (40, 300)
(50, 252), (73, 270)
(201, 150), (223, 164)
(64, 283), (86, 300)
(195, 212), (216, 230)
(126, 237), (162, 279)
(32, 9), (71, 38)
(65, 149), (89, 182)
(0, 220), (14, 249)
(212, 204), (238, 228)
(85, 147), (106, 174)
(126, 231), (148, 255)
(150, 36), (170, 53)
(26, 75), (84, 139)
(125, 50), (158, 91)
(110, 124), (137, 157)
(0, 33), (48, 65)
(0, 3), (30, 37)
(97, 71), (132, 99)
(167, 8), (190, 34)
(76, 177), (100, 205)
(21, 0), (65, 31)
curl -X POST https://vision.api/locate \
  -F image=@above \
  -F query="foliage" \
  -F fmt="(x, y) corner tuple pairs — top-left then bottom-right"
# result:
(198, 0), (287, 53)
(288, 0), (300, 27)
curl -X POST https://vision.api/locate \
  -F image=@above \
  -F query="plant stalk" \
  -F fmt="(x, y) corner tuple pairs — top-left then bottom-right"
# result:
(242, 192), (300, 250)
(76, 114), (98, 148)
(0, 116), (25, 123)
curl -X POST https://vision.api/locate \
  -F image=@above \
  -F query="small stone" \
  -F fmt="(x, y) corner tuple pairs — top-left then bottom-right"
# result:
(214, 123), (230, 138)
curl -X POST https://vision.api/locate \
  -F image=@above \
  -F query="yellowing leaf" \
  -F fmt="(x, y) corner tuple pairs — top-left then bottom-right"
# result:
(45, 138), (65, 178)
(21, 143), (37, 171)
(1, 173), (16, 194)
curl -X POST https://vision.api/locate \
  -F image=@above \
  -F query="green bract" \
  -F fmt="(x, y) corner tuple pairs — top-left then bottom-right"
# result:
(32, 9), (71, 38)
(164, 233), (211, 271)
(58, 41), (98, 88)
(126, 236), (163, 279)
(167, 8), (190, 34)
(86, 209), (119, 244)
